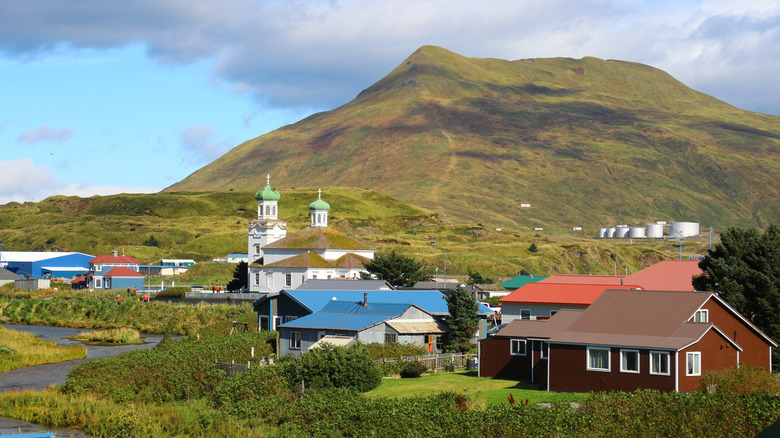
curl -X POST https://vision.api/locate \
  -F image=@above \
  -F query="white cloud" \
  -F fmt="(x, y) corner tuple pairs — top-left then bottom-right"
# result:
(0, 158), (158, 205)
(0, 1), (778, 114)
(178, 125), (233, 165)
(16, 124), (73, 143)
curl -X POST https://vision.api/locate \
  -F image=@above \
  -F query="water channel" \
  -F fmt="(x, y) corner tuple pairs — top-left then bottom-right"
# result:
(0, 324), (167, 437)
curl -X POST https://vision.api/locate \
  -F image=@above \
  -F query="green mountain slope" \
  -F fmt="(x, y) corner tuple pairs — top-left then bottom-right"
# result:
(168, 46), (780, 231)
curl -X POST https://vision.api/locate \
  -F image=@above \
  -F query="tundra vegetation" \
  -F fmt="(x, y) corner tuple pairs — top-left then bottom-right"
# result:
(0, 325), (86, 373)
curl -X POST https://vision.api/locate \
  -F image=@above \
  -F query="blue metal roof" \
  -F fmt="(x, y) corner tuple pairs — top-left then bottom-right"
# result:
(278, 301), (411, 331)
(254, 289), (493, 316)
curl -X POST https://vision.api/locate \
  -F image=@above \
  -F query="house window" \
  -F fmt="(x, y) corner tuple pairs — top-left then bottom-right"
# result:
(290, 331), (301, 350)
(650, 351), (670, 375)
(550, 310), (558, 316)
(312, 275), (317, 279)
(435, 335), (444, 351)
(587, 347), (610, 371)
(687, 352), (701, 376)
(104, 278), (111, 289)
(285, 316), (298, 323)
(384, 333), (398, 343)
(95, 278), (102, 288)
(254, 272), (260, 285)
(510, 339), (527, 356)
(273, 317), (281, 330)
(285, 273), (292, 287)
(520, 309), (531, 320)
(541, 342), (549, 359)
(694, 309), (708, 323)
(327, 274), (332, 280)
(620, 349), (640, 373)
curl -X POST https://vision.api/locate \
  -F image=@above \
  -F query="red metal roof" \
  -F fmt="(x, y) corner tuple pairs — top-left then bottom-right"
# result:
(103, 267), (144, 277)
(539, 274), (627, 285)
(624, 260), (703, 291)
(89, 255), (141, 265)
(499, 283), (643, 306)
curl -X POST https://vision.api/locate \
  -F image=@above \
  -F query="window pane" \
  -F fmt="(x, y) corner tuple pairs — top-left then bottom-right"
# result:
(622, 351), (639, 372)
(589, 348), (609, 370)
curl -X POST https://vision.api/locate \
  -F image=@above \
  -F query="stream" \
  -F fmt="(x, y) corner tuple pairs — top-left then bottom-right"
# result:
(0, 324), (167, 437)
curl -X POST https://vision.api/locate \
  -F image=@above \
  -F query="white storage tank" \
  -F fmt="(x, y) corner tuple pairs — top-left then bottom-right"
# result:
(607, 227), (617, 238)
(647, 223), (663, 238)
(598, 228), (607, 238)
(630, 227), (646, 238)
(616, 227), (631, 238)
(670, 222), (700, 238)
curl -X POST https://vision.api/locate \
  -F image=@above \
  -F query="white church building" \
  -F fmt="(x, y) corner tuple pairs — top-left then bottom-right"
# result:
(247, 177), (375, 293)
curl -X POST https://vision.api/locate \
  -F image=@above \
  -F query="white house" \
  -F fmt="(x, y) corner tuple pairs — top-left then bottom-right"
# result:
(247, 182), (375, 293)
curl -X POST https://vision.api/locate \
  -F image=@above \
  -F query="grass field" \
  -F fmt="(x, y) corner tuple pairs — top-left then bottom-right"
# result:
(0, 325), (86, 373)
(365, 370), (587, 407)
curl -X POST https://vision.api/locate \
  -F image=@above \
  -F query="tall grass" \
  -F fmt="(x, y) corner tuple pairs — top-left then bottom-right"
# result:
(0, 326), (86, 373)
(71, 328), (142, 345)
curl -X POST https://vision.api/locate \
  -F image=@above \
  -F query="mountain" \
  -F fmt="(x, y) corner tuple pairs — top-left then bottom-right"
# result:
(167, 46), (780, 231)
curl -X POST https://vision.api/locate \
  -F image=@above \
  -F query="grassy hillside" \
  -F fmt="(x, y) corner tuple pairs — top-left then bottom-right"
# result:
(167, 46), (780, 232)
(0, 189), (713, 278)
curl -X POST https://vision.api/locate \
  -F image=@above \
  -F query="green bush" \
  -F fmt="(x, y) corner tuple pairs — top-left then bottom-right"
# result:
(153, 287), (188, 299)
(62, 332), (275, 403)
(699, 364), (780, 395)
(400, 361), (427, 378)
(283, 344), (382, 392)
(0, 344), (17, 355)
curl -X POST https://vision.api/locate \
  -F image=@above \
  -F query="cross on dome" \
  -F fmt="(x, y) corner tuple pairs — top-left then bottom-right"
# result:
(318, 188), (322, 199)
(267, 174), (271, 185)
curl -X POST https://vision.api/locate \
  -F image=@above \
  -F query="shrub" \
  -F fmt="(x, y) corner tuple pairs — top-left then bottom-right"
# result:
(400, 361), (427, 378)
(0, 344), (17, 355)
(699, 364), (780, 395)
(153, 287), (188, 299)
(283, 344), (381, 392)
(528, 243), (538, 252)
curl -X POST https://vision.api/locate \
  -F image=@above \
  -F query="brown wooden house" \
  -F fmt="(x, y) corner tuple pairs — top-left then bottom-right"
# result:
(480, 289), (776, 393)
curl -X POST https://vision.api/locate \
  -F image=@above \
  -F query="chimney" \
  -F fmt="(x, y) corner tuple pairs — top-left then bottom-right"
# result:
(112, 250), (118, 257)
(363, 292), (368, 307)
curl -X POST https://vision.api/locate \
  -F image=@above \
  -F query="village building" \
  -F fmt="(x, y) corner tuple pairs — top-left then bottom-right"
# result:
(85, 251), (144, 291)
(246, 179), (375, 293)
(499, 283), (642, 324)
(480, 289), (776, 393)
(277, 298), (449, 356)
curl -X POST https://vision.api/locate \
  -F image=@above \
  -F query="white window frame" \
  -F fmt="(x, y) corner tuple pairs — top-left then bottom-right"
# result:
(686, 351), (701, 376)
(254, 272), (260, 285)
(285, 273), (292, 288)
(510, 339), (527, 356)
(290, 331), (301, 350)
(620, 349), (640, 373)
(694, 309), (709, 323)
(520, 309), (531, 320)
(95, 278), (102, 288)
(649, 351), (670, 376)
(587, 346), (611, 372)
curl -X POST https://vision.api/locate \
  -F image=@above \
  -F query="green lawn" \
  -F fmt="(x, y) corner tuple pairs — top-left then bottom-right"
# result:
(364, 370), (587, 407)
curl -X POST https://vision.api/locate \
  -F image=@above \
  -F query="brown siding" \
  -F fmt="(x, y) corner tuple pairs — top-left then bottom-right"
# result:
(549, 344), (676, 393)
(479, 337), (531, 379)
(700, 299), (772, 369)
(678, 329), (739, 393)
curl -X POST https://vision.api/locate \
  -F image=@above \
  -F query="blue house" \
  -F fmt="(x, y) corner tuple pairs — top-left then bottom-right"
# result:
(277, 300), (449, 356)
(0, 251), (93, 279)
(253, 289), (493, 339)
(87, 252), (144, 290)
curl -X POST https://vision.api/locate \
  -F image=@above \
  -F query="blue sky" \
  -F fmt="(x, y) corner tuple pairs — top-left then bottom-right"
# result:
(1, 0), (778, 204)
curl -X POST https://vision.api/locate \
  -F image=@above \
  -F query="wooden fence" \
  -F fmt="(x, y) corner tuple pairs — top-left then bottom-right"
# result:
(376, 353), (477, 371)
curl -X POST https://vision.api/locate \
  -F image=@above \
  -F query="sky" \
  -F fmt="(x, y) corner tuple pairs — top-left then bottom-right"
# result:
(1, 0), (778, 205)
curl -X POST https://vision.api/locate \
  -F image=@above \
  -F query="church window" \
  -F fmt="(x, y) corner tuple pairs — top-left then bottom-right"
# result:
(316, 214), (321, 224)
(254, 273), (260, 285)
(272, 205), (276, 216)
(255, 245), (260, 255)
(265, 205), (271, 215)
(285, 274), (292, 287)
